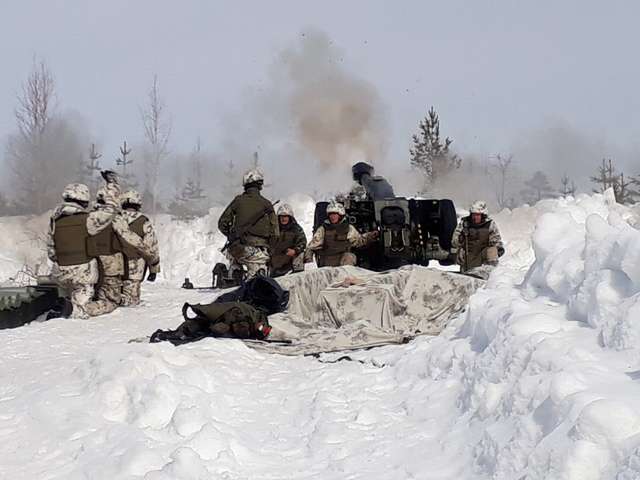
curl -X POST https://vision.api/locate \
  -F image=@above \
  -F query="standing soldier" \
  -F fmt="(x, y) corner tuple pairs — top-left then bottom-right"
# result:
(451, 200), (504, 276)
(270, 203), (307, 277)
(119, 189), (161, 306)
(306, 201), (378, 267)
(218, 168), (279, 280)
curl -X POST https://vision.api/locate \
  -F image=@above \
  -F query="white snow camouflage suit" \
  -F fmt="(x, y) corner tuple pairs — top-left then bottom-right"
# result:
(120, 208), (161, 306)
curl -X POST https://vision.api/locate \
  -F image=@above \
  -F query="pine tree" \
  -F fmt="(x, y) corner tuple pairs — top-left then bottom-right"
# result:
(589, 158), (638, 204)
(409, 107), (460, 190)
(559, 173), (577, 197)
(520, 171), (556, 204)
(590, 158), (616, 194)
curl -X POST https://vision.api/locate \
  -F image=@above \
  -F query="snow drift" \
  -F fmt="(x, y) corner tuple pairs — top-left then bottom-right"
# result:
(2, 191), (640, 479)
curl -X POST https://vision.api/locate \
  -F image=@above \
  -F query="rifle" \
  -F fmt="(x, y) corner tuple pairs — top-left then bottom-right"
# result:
(0, 276), (68, 329)
(221, 200), (280, 253)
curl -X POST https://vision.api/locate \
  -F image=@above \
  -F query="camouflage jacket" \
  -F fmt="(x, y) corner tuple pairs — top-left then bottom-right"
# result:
(307, 221), (374, 252)
(47, 182), (122, 264)
(121, 209), (161, 273)
(451, 216), (504, 271)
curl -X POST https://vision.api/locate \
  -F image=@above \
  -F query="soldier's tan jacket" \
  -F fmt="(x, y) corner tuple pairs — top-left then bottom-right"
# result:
(306, 223), (374, 252)
(451, 216), (504, 270)
(121, 209), (161, 281)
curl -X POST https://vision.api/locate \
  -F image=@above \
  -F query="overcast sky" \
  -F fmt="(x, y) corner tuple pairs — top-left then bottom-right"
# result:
(1, 0), (639, 176)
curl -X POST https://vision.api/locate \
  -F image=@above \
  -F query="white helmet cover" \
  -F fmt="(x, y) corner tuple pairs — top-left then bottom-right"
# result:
(62, 183), (90, 203)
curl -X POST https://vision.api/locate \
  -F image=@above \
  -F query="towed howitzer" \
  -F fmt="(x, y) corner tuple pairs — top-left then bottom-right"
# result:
(0, 276), (68, 329)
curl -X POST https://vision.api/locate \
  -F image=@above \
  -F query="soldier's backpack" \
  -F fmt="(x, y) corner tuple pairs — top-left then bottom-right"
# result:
(149, 301), (271, 346)
(215, 275), (289, 315)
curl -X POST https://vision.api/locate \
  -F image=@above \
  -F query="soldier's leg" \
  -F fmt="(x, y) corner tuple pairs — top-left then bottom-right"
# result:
(85, 276), (122, 316)
(68, 283), (94, 319)
(339, 252), (358, 266)
(121, 279), (141, 306)
(239, 246), (271, 279)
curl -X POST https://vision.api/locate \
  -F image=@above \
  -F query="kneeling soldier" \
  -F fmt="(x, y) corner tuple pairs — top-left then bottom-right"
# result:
(306, 201), (378, 267)
(270, 203), (307, 277)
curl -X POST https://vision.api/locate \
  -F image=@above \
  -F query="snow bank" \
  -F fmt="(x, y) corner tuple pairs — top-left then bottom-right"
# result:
(3, 192), (640, 479)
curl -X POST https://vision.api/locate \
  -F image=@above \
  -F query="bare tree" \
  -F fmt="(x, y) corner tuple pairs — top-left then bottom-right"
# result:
(488, 154), (513, 209)
(140, 75), (171, 215)
(15, 59), (55, 140)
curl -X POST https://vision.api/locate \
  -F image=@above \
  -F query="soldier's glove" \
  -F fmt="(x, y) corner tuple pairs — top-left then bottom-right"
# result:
(100, 170), (119, 184)
(147, 272), (157, 282)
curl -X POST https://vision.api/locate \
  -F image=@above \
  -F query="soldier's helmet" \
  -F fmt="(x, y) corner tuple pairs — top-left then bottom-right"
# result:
(121, 189), (143, 207)
(469, 200), (488, 215)
(326, 201), (346, 216)
(277, 203), (294, 217)
(62, 183), (90, 203)
(242, 168), (265, 187)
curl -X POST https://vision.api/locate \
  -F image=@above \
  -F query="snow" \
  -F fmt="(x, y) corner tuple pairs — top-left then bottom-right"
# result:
(2, 191), (640, 479)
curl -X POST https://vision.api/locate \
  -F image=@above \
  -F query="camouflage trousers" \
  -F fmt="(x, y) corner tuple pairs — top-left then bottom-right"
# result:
(54, 260), (99, 319)
(121, 280), (141, 306)
(84, 276), (122, 317)
(121, 258), (145, 306)
(228, 245), (271, 279)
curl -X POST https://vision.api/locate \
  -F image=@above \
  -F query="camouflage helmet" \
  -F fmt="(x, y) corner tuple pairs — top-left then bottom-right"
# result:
(62, 183), (90, 203)
(242, 168), (264, 187)
(326, 201), (346, 216)
(277, 203), (294, 217)
(121, 189), (143, 207)
(470, 200), (488, 215)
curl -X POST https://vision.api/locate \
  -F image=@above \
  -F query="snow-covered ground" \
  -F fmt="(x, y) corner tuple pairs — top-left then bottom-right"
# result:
(2, 191), (640, 479)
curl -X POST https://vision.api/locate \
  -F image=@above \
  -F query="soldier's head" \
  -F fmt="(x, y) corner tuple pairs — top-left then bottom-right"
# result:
(121, 190), (143, 211)
(352, 162), (374, 184)
(326, 202), (346, 224)
(469, 200), (488, 225)
(62, 183), (90, 209)
(277, 203), (294, 225)
(242, 168), (264, 190)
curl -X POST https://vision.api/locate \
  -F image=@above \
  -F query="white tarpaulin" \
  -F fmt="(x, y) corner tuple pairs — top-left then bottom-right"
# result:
(252, 265), (484, 355)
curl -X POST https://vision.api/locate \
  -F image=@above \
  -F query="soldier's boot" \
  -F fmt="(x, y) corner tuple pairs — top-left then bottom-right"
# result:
(121, 280), (141, 306)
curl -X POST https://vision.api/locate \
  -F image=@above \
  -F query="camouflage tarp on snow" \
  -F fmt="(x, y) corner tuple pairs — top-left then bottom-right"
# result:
(251, 265), (484, 355)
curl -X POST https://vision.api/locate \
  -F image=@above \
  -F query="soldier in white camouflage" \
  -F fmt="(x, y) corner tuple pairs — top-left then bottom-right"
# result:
(47, 172), (159, 318)
(305, 201), (378, 267)
(119, 189), (161, 306)
(451, 200), (504, 277)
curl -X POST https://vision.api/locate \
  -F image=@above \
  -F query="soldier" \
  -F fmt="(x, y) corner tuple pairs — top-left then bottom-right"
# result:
(270, 203), (307, 277)
(306, 201), (379, 267)
(119, 189), (161, 306)
(451, 200), (505, 275)
(47, 172), (123, 318)
(218, 168), (279, 280)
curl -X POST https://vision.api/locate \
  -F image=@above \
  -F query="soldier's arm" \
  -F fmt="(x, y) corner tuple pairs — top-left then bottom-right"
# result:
(46, 218), (57, 262)
(450, 221), (463, 254)
(217, 199), (236, 237)
(347, 225), (374, 249)
(306, 226), (325, 251)
(86, 182), (121, 236)
(143, 219), (161, 273)
(293, 225), (307, 254)
(112, 216), (159, 265)
(269, 209), (280, 243)
(488, 221), (505, 257)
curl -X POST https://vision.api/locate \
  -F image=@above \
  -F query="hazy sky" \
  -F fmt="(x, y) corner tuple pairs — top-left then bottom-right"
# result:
(1, 0), (639, 176)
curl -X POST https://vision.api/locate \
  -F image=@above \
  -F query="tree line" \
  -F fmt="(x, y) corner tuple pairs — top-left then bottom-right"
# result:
(409, 107), (640, 207)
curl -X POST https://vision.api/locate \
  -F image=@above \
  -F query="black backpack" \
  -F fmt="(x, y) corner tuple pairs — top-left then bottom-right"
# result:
(215, 275), (289, 315)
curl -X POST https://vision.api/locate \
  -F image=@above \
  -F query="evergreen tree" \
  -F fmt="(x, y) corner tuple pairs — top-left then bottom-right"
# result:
(559, 173), (577, 197)
(520, 170), (556, 204)
(409, 107), (460, 190)
(589, 158), (638, 204)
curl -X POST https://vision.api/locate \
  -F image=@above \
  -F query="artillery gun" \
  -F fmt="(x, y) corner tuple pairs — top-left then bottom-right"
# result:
(0, 276), (68, 329)
(312, 162), (458, 271)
